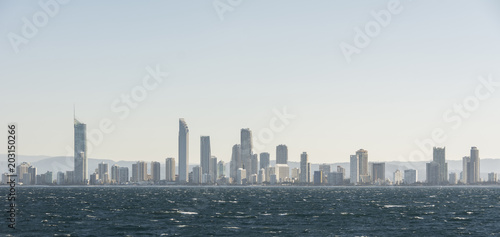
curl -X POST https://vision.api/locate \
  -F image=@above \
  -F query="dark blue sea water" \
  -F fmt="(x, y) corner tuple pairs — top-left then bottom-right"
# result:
(2, 186), (500, 236)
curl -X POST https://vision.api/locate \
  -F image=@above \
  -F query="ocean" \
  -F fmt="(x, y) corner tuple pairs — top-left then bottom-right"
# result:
(3, 186), (500, 236)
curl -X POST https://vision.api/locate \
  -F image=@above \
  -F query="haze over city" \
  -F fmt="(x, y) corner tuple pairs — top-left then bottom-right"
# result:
(1, 0), (500, 164)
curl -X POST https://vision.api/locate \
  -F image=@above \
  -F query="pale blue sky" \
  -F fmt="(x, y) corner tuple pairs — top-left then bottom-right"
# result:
(1, 0), (500, 164)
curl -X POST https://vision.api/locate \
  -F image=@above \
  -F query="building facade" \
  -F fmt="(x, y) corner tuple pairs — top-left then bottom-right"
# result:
(300, 152), (309, 183)
(178, 118), (189, 183)
(276, 144), (288, 165)
(74, 119), (87, 185)
(200, 136), (211, 183)
(350, 155), (359, 184)
(165, 158), (176, 182)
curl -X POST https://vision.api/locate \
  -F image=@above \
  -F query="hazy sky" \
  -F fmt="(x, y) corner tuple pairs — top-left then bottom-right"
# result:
(1, 0), (500, 165)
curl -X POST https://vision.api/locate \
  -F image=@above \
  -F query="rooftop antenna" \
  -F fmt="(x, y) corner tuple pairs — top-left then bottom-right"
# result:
(74, 103), (77, 124)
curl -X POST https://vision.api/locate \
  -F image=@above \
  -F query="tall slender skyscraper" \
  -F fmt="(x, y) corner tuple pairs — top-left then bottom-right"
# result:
(260, 152), (270, 170)
(178, 119), (189, 183)
(200, 136), (211, 181)
(356, 149), (368, 178)
(151, 161), (161, 183)
(276, 145), (288, 164)
(241, 129), (253, 179)
(28, 166), (36, 185)
(165, 158), (176, 182)
(230, 144), (241, 182)
(470, 147), (480, 183)
(307, 163), (311, 183)
(131, 163), (138, 182)
(251, 154), (258, 176)
(350, 155), (359, 184)
(432, 147), (448, 183)
(74, 119), (87, 185)
(217, 160), (225, 178)
(210, 156), (217, 183)
(462, 156), (470, 184)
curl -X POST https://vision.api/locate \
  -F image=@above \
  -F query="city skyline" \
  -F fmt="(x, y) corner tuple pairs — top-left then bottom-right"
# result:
(4, 110), (500, 165)
(10, 116), (491, 185)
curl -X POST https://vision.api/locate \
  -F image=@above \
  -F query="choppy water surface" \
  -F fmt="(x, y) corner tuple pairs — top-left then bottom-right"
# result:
(5, 186), (500, 236)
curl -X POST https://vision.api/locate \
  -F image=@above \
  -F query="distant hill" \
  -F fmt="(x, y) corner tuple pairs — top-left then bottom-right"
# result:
(1, 155), (499, 182)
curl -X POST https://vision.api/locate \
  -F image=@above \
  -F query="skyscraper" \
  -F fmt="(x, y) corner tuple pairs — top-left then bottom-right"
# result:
(337, 166), (345, 180)
(433, 147), (448, 183)
(393, 169), (403, 185)
(65, 171), (74, 184)
(260, 152), (270, 170)
(350, 155), (358, 184)
(307, 163), (311, 183)
(74, 119), (87, 185)
(236, 168), (246, 185)
(151, 161), (161, 183)
(276, 144), (288, 165)
(449, 172), (458, 184)
(28, 166), (36, 185)
(118, 167), (129, 184)
(230, 144), (241, 182)
(372, 162), (385, 183)
(356, 149), (368, 178)
(193, 166), (202, 184)
(276, 164), (290, 182)
(319, 164), (330, 183)
(462, 156), (470, 184)
(178, 119), (189, 183)
(16, 162), (30, 183)
(300, 152), (309, 183)
(57, 172), (65, 185)
(241, 129), (253, 179)
(131, 163), (138, 182)
(314, 171), (323, 185)
(217, 160), (225, 178)
(89, 173), (98, 185)
(426, 161), (440, 185)
(111, 165), (120, 183)
(98, 162), (109, 184)
(327, 171), (344, 185)
(165, 157), (176, 182)
(463, 147), (481, 184)
(470, 147), (480, 183)
(291, 168), (299, 180)
(488, 172), (498, 183)
(210, 156), (217, 183)
(267, 167), (276, 184)
(200, 136), (211, 182)
(136, 161), (147, 182)
(251, 154), (258, 177)
(258, 168), (265, 184)
(404, 169), (418, 184)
